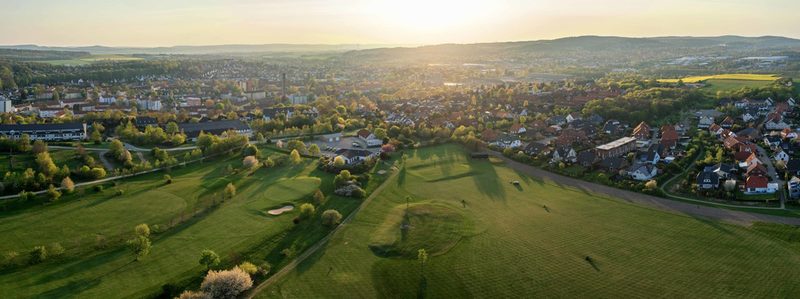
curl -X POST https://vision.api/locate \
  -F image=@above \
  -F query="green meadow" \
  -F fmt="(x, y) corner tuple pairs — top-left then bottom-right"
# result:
(0, 147), (394, 298)
(260, 144), (800, 298)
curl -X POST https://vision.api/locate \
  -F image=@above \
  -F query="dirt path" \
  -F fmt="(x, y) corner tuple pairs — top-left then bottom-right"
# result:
(490, 152), (800, 226)
(246, 163), (401, 298)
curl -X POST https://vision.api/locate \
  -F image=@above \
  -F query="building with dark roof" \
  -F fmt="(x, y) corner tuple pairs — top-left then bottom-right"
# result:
(178, 120), (252, 140)
(0, 123), (86, 141)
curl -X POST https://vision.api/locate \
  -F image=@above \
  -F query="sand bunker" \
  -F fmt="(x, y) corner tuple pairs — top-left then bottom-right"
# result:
(267, 205), (294, 216)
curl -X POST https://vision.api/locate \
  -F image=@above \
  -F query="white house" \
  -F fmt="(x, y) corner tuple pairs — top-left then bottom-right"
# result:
(775, 149), (790, 164)
(741, 112), (756, 122)
(357, 129), (383, 147)
(550, 147), (577, 164)
(492, 134), (522, 149)
(334, 148), (376, 165)
(628, 163), (658, 181)
(698, 116), (714, 129)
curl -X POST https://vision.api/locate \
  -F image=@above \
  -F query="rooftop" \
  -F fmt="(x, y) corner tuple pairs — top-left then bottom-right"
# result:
(596, 137), (637, 151)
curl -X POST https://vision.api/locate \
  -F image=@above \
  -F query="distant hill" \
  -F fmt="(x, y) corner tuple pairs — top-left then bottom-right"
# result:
(338, 35), (800, 64)
(0, 44), (401, 55)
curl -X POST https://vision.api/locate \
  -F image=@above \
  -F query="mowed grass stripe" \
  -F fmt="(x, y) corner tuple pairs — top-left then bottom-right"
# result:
(259, 144), (800, 298)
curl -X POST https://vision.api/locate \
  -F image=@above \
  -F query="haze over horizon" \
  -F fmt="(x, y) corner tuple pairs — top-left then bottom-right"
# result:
(2, 0), (800, 47)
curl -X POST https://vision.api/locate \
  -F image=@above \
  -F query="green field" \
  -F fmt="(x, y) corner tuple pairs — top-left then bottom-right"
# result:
(659, 73), (780, 83)
(260, 144), (800, 298)
(0, 147), (393, 298)
(34, 54), (143, 66)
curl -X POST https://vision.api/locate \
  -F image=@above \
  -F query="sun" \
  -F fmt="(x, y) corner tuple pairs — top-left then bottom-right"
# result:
(365, 0), (494, 32)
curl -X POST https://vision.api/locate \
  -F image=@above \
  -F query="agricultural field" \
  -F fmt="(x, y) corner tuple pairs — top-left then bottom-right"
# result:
(0, 147), (393, 298)
(34, 54), (143, 66)
(260, 144), (800, 298)
(658, 74), (780, 83)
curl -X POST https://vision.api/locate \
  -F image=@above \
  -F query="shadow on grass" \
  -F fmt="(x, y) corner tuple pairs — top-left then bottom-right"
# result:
(34, 276), (102, 299)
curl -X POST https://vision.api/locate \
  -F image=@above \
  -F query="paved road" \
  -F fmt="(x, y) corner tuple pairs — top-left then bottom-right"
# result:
(755, 144), (784, 208)
(490, 152), (800, 226)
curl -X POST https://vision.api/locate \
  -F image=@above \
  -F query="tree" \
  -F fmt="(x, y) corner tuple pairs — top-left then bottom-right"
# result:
(32, 140), (47, 154)
(644, 180), (658, 190)
(90, 129), (102, 144)
(199, 249), (220, 270)
(334, 170), (353, 187)
(127, 224), (152, 261)
(313, 189), (325, 205)
(333, 156), (345, 167)
(286, 140), (307, 154)
(29, 246), (47, 264)
(18, 134), (31, 152)
(200, 267), (253, 298)
(164, 174), (172, 184)
(418, 248), (428, 277)
(177, 290), (210, 299)
(48, 242), (65, 257)
(47, 184), (61, 201)
(290, 149), (302, 164)
(299, 203), (315, 219)
(242, 155), (259, 169)
(374, 128), (387, 140)
(224, 183), (236, 199)
(321, 209), (343, 227)
(308, 144), (321, 156)
(166, 122), (180, 135)
(36, 152), (58, 178)
(238, 261), (258, 275)
(61, 177), (75, 193)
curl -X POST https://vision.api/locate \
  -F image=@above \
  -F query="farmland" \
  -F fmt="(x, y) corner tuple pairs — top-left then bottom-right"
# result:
(658, 74), (780, 83)
(259, 144), (800, 298)
(34, 54), (143, 66)
(0, 147), (394, 298)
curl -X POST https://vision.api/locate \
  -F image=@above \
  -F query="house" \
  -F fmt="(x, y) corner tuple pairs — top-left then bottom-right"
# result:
(746, 163), (768, 177)
(628, 163), (658, 181)
(492, 134), (522, 149)
(551, 147), (577, 164)
(696, 171), (720, 189)
(566, 113), (582, 123)
(703, 163), (736, 179)
(554, 128), (588, 147)
(741, 111), (756, 122)
(262, 107), (295, 121)
(787, 159), (800, 176)
(523, 142), (550, 157)
(178, 120), (252, 141)
(576, 150), (597, 167)
(708, 123), (723, 136)
(764, 113), (790, 130)
(660, 127), (680, 149)
(780, 128), (798, 140)
(736, 128), (761, 141)
(636, 145), (661, 165)
(547, 115), (566, 126)
(602, 120), (624, 136)
(334, 148), (376, 165)
(788, 176), (800, 199)
(598, 157), (629, 173)
(481, 129), (498, 142)
(698, 116), (715, 129)
(0, 123), (87, 141)
(745, 153), (763, 169)
(720, 116), (735, 128)
(764, 135), (782, 148)
(744, 176), (777, 194)
(135, 116), (159, 129)
(357, 129), (383, 147)
(586, 114), (604, 125)
(595, 137), (637, 159)
(774, 149), (790, 164)
(509, 123), (527, 135)
(632, 122), (650, 140)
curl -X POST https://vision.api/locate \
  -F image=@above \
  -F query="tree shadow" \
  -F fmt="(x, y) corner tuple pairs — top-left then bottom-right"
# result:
(33, 276), (102, 299)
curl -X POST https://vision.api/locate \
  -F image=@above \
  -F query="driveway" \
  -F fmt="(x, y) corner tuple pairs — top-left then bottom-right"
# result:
(755, 144), (784, 208)
(490, 152), (800, 226)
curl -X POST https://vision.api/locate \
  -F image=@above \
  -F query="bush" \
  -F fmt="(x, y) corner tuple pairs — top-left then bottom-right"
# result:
(164, 174), (172, 184)
(18, 191), (35, 201)
(48, 242), (65, 257)
(94, 185), (104, 192)
(321, 209), (343, 227)
(299, 203), (315, 219)
(29, 246), (47, 264)
(115, 189), (125, 196)
(199, 267), (253, 299)
(238, 261), (258, 275)
(2, 251), (19, 268)
(258, 262), (272, 276)
(61, 177), (75, 194)
(47, 184), (61, 201)
(242, 155), (259, 169)
(199, 249), (220, 269)
(224, 183), (236, 199)
(177, 290), (210, 299)
(312, 189), (325, 205)
(334, 184), (365, 198)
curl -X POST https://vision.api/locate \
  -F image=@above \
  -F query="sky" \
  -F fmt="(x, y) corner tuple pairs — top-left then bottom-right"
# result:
(1, 0), (799, 47)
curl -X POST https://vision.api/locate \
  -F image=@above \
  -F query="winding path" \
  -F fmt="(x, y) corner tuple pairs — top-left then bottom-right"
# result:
(490, 152), (800, 226)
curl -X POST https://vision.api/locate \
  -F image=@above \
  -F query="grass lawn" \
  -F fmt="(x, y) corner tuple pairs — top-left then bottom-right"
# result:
(0, 147), (396, 298)
(701, 79), (775, 93)
(659, 73), (780, 83)
(259, 144), (800, 298)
